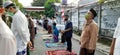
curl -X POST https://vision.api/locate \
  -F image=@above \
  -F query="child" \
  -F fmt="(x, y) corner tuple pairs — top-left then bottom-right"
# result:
(52, 22), (59, 42)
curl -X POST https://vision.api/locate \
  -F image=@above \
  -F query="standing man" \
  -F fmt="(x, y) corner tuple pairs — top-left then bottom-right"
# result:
(79, 8), (98, 55)
(109, 17), (120, 55)
(4, 1), (32, 55)
(26, 15), (35, 52)
(0, 6), (17, 55)
(33, 18), (37, 34)
(61, 15), (73, 52)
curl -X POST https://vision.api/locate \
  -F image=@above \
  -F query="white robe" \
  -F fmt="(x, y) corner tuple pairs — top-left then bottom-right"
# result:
(0, 17), (17, 55)
(33, 19), (37, 27)
(113, 17), (120, 55)
(11, 10), (30, 52)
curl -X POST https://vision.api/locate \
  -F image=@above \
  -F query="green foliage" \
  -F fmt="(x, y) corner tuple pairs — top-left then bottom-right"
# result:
(30, 11), (45, 19)
(98, 0), (107, 4)
(32, 0), (61, 18)
(11, 0), (23, 9)
(32, 0), (48, 6)
(44, 0), (60, 18)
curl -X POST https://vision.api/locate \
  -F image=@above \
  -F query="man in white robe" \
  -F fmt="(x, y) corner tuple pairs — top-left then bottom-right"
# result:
(110, 17), (120, 55)
(0, 7), (17, 55)
(4, 1), (32, 55)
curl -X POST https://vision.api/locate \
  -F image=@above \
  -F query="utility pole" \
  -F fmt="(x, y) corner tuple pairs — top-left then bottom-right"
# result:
(70, 3), (72, 21)
(98, 3), (102, 36)
(78, 0), (80, 30)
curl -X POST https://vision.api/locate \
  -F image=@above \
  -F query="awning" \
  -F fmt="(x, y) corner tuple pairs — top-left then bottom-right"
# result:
(24, 6), (45, 11)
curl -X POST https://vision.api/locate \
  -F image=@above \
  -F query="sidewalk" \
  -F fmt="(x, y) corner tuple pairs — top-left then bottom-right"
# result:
(37, 25), (110, 55)
(72, 34), (110, 55)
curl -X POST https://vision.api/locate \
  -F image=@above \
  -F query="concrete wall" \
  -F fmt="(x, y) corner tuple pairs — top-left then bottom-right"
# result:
(71, 9), (78, 28)
(100, 1), (120, 37)
(71, 0), (120, 38)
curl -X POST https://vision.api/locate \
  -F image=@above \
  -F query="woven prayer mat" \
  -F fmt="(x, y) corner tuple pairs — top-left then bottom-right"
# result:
(46, 49), (77, 55)
(45, 42), (67, 48)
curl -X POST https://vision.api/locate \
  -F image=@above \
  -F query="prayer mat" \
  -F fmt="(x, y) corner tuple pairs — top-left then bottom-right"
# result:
(42, 35), (53, 41)
(45, 43), (67, 48)
(35, 33), (42, 37)
(46, 50), (77, 55)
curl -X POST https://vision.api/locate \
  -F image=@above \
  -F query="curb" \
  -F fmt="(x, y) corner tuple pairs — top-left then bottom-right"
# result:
(38, 26), (110, 55)
(72, 34), (109, 55)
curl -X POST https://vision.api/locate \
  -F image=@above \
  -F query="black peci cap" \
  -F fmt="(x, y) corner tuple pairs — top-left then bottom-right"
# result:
(89, 8), (97, 17)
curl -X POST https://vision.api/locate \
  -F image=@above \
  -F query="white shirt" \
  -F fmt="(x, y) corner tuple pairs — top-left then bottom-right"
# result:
(113, 18), (120, 38)
(48, 19), (52, 26)
(53, 19), (57, 23)
(51, 19), (57, 24)
(11, 10), (30, 52)
(0, 17), (17, 55)
(113, 17), (120, 55)
(56, 24), (65, 30)
(33, 19), (37, 27)
(39, 19), (43, 24)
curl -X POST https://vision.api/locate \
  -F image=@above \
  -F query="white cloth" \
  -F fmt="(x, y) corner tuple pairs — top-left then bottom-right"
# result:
(48, 19), (52, 26)
(39, 19), (43, 24)
(114, 37), (120, 55)
(54, 19), (57, 23)
(0, 17), (17, 55)
(56, 24), (65, 30)
(11, 10), (30, 52)
(33, 19), (37, 27)
(113, 17), (120, 55)
(52, 19), (57, 23)
(113, 18), (120, 38)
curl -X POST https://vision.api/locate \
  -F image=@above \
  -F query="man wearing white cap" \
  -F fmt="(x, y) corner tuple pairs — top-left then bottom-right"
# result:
(3, 1), (32, 55)
(0, 6), (17, 55)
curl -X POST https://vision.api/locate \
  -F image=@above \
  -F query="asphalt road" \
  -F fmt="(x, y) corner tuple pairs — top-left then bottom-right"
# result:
(30, 26), (106, 55)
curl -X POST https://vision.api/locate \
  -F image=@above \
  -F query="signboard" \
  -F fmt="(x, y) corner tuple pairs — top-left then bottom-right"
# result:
(62, 0), (67, 5)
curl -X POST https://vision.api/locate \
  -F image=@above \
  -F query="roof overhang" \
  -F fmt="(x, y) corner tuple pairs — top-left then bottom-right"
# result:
(24, 6), (45, 11)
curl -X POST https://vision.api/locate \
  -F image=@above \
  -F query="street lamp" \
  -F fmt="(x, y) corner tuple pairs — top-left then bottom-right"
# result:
(78, 0), (80, 30)
(70, 3), (72, 21)
(98, 0), (106, 36)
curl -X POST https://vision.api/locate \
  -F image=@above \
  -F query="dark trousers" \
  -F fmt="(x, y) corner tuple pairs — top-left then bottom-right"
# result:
(48, 25), (52, 34)
(17, 48), (27, 55)
(30, 37), (34, 48)
(61, 34), (66, 43)
(79, 48), (95, 55)
(66, 37), (72, 52)
(27, 46), (30, 55)
(34, 27), (37, 34)
(43, 24), (48, 30)
(53, 35), (59, 42)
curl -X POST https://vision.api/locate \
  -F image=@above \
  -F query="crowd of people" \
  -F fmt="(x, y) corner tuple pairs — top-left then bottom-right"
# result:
(39, 15), (73, 52)
(0, 1), (120, 55)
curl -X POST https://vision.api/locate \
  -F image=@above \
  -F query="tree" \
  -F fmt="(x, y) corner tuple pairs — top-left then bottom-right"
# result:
(11, 0), (23, 9)
(31, 0), (48, 19)
(32, 0), (48, 6)
(30, 11), (44, 19)
(32, 0), (60, 6)
(44, 0), (60, 18)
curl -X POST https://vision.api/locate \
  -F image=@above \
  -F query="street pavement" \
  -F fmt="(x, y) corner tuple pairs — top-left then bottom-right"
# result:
(30, 26), (107, 55)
